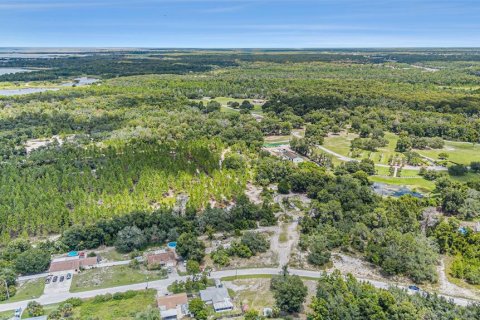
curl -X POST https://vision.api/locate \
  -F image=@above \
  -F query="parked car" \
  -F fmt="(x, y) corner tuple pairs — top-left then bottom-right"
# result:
(53, 276), (58, 282)
(66, 273), (72, 280)
(408, 285), (420, 291)
(60, 275), (65, 282)
(45, 277), (51, 284)
(14, 308), (22, 317)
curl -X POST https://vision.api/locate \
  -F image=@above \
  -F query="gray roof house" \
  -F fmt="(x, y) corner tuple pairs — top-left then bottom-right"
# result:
(199, 286), (233, 313)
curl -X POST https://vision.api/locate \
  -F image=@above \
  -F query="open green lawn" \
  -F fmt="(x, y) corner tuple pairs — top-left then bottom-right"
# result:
(415, 140), (480, 165)
(0, 279), (45, 304)
(0, 310), (14, 320)
(190, 97), (264, 114)
(16, 290), (156, 320)
(263, 128), (305, 146)
(73, 290), (156, 320)
(323, 132), (400, 165)
(70, 265), (167, 293)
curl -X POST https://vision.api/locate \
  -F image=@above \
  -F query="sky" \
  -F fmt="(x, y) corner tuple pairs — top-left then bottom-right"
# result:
(0, 0), (479, 48)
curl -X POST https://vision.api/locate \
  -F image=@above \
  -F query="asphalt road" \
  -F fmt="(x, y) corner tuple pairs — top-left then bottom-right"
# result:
(0, 267), (476, 313)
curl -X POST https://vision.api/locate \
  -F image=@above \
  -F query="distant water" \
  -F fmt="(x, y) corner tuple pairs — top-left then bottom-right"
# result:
(0, 87), (59, 96)
(0, 77), (99, 96)
(0, 67), (33, 75)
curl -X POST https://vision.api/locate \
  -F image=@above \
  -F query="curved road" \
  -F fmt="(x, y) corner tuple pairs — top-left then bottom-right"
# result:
(0, 267), (476, 313)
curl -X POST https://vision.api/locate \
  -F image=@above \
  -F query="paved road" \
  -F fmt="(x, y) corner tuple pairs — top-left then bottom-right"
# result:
(1, 267), (476, 313)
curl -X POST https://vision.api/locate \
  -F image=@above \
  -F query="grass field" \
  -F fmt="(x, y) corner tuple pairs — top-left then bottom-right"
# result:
(191, 97), (264, 114)
(74, 290), (156, 320)
(13, 290), (157, 320)
(70, 265), (167, 293)
(0, 279), (45, 304)
(323, 132), (400, 165)
(415, 140), (480, 165)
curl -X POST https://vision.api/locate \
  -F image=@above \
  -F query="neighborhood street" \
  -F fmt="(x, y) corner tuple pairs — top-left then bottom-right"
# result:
(0, 267), (476, 313)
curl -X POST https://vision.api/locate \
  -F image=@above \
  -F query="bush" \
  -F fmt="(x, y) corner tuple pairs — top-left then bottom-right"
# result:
(26, 301), (44, 317)
(448, 164), (468, 176)
(65, 297), (83, 307)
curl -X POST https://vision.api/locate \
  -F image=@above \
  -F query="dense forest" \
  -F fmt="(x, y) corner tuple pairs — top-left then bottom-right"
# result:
(1, 49), (480, 297)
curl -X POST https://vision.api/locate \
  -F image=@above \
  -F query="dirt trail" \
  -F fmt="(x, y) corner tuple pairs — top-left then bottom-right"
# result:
(438, 258), (479, 300)
(271, 219), (299, 267)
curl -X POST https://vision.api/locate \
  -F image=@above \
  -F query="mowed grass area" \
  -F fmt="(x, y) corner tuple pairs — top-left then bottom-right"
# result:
(263, 128), (305, 146)
(415, 140), (480, 165)
(70, 265), (167, 293)
(323, 132), (399, 165)
(15, 290), (157, 320)
(0, 278), (45, 304)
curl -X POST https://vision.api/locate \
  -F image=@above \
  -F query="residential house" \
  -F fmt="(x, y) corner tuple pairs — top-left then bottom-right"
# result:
(199, 286), (233, 313)
(49, 255), (98, 273)
(147, 250), (177, 268)
(157, 293), (189, 320)
(282, 149), (304, 163)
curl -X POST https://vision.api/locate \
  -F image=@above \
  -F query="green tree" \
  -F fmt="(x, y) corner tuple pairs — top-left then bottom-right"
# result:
(14, 249), (50, 275)
(271, 273), (307, 313)
(186, 260), (201, 275)
(176, 233), (205, 262)
(188, 298), (208, 320)
(115, 226), (147, 253)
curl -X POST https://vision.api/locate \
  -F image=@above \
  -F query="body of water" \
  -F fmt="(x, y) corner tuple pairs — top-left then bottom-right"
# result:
(372, 182), (424, 198)
(0, 67), (33, 75)
(0, 77), (99, 96)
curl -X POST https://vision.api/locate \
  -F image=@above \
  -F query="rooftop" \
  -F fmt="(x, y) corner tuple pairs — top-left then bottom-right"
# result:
(157, 293), (188, 310)
(199, 286), (230, 304)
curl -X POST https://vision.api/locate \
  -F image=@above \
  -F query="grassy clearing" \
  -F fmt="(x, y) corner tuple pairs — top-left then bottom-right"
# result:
(0, 310), (14, 320)
(323, 132), (399, 165)
(221, 274), (273, 281)
(74, 290), (156, 320)
(70, 265), (167, 293)
(17, 290), (156, 320)
(263, 128), (305, 146)
(415, 140), (480, 165)
(0, 279), (45, 304)
(230, 279), (275, 310)
(97, 248), (128, 262)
